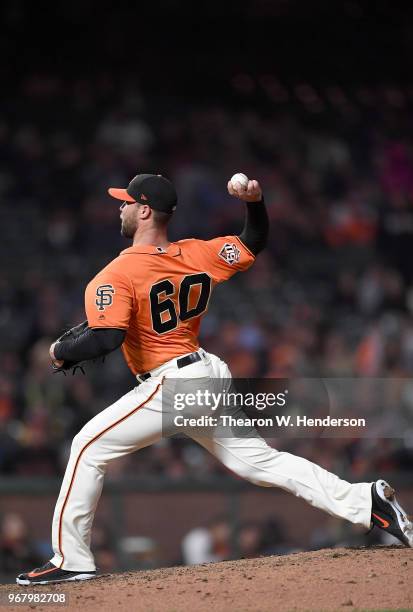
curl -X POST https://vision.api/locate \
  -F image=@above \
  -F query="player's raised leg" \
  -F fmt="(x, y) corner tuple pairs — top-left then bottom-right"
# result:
(17, 377), (166, 585)
(191, 426), (373, 527)
(190, 427), (413, 546)
(200, 351), (413, 545)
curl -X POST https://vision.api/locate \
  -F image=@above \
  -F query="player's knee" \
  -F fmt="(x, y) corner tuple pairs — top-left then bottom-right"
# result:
(229, 461), (275, 487)
(70, 429), (91, 454)
(228, 462), (271, 486)
(226, 446), (280, 485)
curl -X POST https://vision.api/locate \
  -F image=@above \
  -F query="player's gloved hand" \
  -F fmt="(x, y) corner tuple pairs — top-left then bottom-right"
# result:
(50, 321), (89, 375)
(227, 179), (263, 202)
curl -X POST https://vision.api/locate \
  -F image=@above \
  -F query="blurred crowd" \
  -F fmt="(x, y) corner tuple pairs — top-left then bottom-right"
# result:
(1, 73), (413, 482)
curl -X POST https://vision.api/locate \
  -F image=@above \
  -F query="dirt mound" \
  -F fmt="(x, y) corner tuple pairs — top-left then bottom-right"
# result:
(2, 546), (413, 611)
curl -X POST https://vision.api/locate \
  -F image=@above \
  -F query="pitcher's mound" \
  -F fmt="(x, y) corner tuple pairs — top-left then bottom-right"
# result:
(2, 546), (413, 611)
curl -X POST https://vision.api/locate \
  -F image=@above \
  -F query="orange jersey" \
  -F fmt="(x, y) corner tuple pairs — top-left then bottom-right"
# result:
(85, 236), (255, 374)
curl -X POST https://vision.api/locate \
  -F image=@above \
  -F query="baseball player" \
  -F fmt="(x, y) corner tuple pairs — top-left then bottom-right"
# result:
(17, 174), (413, 584)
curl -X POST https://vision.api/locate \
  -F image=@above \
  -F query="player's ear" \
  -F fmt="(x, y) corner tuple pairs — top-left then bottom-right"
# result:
(138, 204), (152, 219)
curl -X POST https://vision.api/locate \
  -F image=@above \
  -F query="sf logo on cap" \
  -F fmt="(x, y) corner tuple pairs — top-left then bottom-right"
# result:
(96, 284), (115, 311)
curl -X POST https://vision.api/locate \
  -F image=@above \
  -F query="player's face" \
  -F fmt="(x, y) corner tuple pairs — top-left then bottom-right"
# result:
(119, 201), (140, 238)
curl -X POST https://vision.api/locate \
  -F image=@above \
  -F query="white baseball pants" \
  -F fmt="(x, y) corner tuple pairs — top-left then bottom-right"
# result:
(50, 349), (373, 571)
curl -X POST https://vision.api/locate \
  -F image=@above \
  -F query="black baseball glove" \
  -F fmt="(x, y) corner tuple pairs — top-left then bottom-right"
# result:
(52, 320), (89, 375)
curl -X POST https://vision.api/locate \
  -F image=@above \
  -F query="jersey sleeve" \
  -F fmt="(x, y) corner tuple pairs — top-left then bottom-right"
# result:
(85, 269), (134, 329)
(195, 235), (255, 283)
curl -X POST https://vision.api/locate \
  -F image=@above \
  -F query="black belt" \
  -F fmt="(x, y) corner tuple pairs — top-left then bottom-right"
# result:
(177, 352), (202, 368)
(137, 351), (202, 383)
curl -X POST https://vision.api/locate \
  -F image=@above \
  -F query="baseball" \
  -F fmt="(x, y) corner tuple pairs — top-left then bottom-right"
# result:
(231, 172), (249, 189)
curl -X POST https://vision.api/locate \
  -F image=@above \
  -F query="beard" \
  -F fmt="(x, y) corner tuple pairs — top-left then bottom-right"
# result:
(120, 218), (138, 239)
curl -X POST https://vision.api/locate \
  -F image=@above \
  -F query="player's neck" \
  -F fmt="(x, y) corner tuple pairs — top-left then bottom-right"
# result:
(132, 227), (170, 249)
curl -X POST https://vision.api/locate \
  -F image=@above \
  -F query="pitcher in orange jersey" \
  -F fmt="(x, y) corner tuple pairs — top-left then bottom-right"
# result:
(17, 173), (413, 585)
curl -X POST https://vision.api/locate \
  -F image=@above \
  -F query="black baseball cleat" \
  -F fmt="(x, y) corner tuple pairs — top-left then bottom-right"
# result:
(371, 479), (413, 547)
(16, 561), (96, 585)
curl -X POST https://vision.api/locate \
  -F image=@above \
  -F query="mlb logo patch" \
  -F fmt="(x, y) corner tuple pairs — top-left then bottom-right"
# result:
(219, 242), (241, 265)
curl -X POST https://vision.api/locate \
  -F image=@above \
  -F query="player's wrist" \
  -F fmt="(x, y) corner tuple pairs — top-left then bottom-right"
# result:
(245, 195), (264, 205)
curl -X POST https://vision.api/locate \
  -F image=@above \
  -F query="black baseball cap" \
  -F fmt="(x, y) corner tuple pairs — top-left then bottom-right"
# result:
(108, 174), (177, 213)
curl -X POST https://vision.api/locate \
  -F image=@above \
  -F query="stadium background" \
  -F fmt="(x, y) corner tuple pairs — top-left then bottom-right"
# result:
(1, 0), (413, 582)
